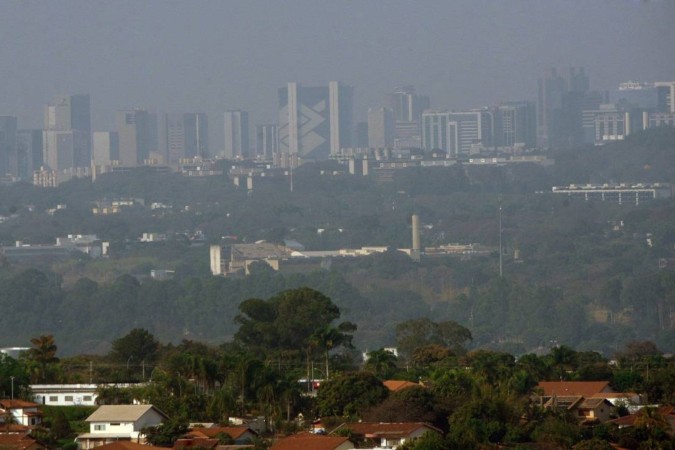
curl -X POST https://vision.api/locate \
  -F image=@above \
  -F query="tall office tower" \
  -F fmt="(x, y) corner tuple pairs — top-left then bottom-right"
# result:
(116, 109), (156, 166)
(442, 110), (494, 156)
(42, 130), (88, 171)
(355, 122), (368, 147)
(655, 82), (675, 113)
(367, 107), (395, 148)
(0, 116), (18, 177)
(44, 94), (91, 166)
(164, 113), (208, 165)
(92, 131), (119, 165)
(224, 110), (249, 159)
(328, 81), (354, 155)
(422, 111), (453, 153)
(256, 124), (278, 159)
(386, 85), (430, 148)
(278, 81), (354, 163)
(16, 130), (43, 179)
(492, 102), (537, 150)
(387, 85), (430, 122)
(537, 67), (594, 149)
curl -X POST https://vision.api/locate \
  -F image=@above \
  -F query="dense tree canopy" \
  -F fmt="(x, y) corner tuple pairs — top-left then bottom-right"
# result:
(234, 287), (356, 355)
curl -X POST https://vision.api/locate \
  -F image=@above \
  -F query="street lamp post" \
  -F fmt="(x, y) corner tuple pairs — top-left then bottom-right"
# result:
(10, 376), (15, 400)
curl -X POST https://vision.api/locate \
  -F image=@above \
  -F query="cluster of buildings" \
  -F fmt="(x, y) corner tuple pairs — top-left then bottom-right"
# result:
(0, 378), (672, 450)
(0, 70), (673, 187)
(209, 215), (495, 277)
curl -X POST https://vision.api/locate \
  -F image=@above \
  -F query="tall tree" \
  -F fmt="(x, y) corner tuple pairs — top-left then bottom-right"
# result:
(110, 328), (160, 366)
(234, 287), (356, 355)
(396, 318), (472, 359)
(27, 335), (59, 382)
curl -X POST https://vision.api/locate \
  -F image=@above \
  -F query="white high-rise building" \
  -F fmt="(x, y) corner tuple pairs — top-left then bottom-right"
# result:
(278, 81), (353, 164)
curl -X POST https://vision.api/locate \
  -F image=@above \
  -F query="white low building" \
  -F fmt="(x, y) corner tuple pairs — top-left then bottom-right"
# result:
(32, 384), (99, 406)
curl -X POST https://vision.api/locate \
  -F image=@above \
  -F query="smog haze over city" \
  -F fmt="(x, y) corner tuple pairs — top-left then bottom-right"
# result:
(1, 0), (674, 148)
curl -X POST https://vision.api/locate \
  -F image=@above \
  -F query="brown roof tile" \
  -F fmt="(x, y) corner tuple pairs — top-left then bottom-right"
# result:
(271, 434), (351, 450)
(382, 380), (420, 392)
(537, 381), (612, 397)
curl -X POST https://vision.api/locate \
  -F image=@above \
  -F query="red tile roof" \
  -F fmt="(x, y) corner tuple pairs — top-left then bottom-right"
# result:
(187, 426), (256, 440)
(0, 400), (41, 409)
(609, 406), (675, 428)
(537, 381), (612, 397)
(382, 380), (420, 392)
(0, 434), (42, 450)
(271, 434), (351, 450)
(0, 424), (30, 433)
(174, 438), (219, 449)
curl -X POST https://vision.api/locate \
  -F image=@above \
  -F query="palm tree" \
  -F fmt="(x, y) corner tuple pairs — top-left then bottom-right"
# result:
(28, 335), (59, 382)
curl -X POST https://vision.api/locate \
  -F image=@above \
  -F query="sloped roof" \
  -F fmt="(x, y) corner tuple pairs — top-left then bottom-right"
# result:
(188, 426), (256, 440)
(0, 423), (30, 433)
(271, 434), (351, 450)
(88, 442), (166, 450)
(537, 381), (611, 397)
(543, 395), (584, 410)
(0, 433), (41, 450)
(174, 438), (219, 449)
(382, 380), (420, 392)
(0, 400), (40, 409)
(579, 398), (613, 409)
(85, 405), (168, 422)
(335, 422), (441, 438)
(609, 406), (675, 428)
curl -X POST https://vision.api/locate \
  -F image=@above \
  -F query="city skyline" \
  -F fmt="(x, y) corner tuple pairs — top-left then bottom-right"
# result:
(1, 1), (673, 150)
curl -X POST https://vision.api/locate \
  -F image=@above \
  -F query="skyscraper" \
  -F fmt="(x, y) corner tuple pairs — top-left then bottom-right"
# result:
(421, 111), (453, 153)
(387, 85), (430, 122)
(367, 108), (395, 148)
(224, 110), (249, 159)
(92, 131), (119, 165)
(537, 67), (595, 149)
(386, 85), (429, 149)
(116, 109), (156, 166)
(278, 81), (353, 163)
(164, 113), (209, 165)
(16, 130), (43, 179)
(42, 130), (88, 171)
(44, 94), (91, 167)
(256, 124), (278, 159)
(492, 102), (537, 150)
(0, 116), (18, 177)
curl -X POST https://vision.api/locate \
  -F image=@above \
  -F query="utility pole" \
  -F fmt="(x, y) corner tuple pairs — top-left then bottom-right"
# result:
(499, 199), (503, 278)
(10, 376), (15, 400)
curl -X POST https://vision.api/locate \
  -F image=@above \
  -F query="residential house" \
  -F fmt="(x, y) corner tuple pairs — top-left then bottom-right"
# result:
(331, 422), (442, 449)
(0, 400), (43, 427)
(536, 381), (614, 398)
(177, 426), (258, 447)
(271, 434), (354, 450)
(609, 406), (675, 435)
(75, 405), (168, 449)
(542, 396), (615, 424)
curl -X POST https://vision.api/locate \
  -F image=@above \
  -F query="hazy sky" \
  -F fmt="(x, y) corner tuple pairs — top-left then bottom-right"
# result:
(1, 0), (674, 151)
